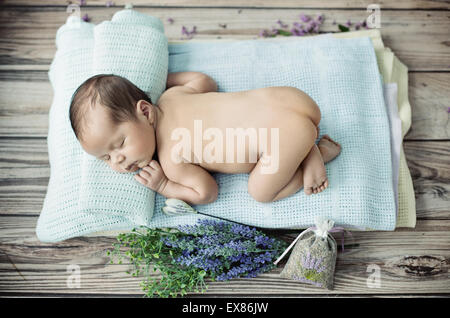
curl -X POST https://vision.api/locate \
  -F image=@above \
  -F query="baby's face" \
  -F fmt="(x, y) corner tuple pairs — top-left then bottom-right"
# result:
(80, 101), (156, 173)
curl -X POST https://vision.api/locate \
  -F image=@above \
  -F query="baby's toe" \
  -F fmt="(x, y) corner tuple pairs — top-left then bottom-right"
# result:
(305, 187), (313, 195)
(316, 180), (328, 193)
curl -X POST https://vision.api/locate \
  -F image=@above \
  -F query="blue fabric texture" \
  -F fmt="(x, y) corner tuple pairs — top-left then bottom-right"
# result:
(152, 38), (395, 231)
(37, 9), (395, 242)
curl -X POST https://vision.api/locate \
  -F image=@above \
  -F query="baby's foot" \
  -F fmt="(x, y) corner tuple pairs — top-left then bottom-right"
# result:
(301, 145), (328, 195)
(317, 135), (341, 163)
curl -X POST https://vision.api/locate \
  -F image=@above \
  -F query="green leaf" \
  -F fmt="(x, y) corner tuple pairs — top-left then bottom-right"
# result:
(338, 24), (349, 32)
(277, 29), (292, 36)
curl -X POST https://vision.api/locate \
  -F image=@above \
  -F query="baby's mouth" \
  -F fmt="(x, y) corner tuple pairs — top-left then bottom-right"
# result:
(125, 161), (138, 171)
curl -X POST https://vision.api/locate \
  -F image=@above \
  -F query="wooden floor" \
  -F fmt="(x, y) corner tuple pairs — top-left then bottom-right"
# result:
(0, 0), (449, 297)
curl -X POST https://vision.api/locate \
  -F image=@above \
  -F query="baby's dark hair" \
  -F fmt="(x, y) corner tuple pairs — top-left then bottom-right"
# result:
(69, 74), (152, 142)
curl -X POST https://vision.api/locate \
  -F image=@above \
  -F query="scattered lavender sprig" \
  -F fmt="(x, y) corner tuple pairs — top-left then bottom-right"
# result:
(338, 19), (369, 32)
(259, 13), (324, 38)
(181, 25), (197, 40)
(82, 13), (90, 22)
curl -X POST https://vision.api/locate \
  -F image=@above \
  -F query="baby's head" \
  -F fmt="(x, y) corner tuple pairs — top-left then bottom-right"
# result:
(69, 74), (159, 173)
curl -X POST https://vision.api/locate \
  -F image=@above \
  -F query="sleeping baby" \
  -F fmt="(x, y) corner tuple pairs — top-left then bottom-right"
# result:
(69, 72), (341, 205)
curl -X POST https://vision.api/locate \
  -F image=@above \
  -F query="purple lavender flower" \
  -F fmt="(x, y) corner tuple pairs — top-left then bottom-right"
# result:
(304, 23), (313, 32)
(167, 17), (174, 24)
(300, 13), (311, 23)
(105, 0), (114, 7)
(230, 223), (257, 238)
(79, 0), (86, 5)
(276, 19), (289, 28)
(163, 220), (286, 282)
(82, 13), (90, 22)
(291, 28), (306, 36)
(301, 252), (326, 273)
(345, 19), (352, 27)
(447, 107), (450, 113)
(181, 25), (197, 39)
(293, 22), (303, 29)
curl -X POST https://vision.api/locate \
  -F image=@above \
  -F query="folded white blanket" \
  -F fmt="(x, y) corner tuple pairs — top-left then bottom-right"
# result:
(383, 83), (401, 216)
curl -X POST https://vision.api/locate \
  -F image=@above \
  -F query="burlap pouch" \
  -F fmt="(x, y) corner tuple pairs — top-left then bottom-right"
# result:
(276, 219), (338, 290)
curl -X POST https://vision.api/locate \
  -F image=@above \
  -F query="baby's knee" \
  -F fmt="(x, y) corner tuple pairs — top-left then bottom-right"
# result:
(247, 182), (275, 203)
(198, 185), (219, 204)
(295, 115), (319, 148)
(248, 191), (274, 203)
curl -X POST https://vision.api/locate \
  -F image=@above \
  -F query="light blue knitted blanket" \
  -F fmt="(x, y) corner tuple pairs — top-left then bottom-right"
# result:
(154, 38), (396, 231)
(37, 9), (395, 243)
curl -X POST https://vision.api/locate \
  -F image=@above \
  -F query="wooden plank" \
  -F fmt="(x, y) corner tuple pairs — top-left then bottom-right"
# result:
(409, 73), (450, 140)
(0, 138), (448, 219)
(2, 0), (449, 10)
(0, 8), (449, 71)
(0, 218), (448, 295)
(0, 72), (449, 139)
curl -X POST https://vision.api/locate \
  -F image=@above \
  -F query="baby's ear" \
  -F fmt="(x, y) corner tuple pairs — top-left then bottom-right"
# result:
(136, 100), (152, 120)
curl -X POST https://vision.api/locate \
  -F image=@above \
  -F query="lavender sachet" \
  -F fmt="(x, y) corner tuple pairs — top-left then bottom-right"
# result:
(275, 218), (338, 290)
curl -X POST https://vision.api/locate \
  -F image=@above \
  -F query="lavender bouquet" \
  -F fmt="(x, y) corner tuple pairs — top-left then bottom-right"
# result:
(108, 219), (287, 297)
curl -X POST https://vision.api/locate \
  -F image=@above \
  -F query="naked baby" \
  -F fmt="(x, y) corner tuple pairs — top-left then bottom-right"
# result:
(69, 72), (341, 205)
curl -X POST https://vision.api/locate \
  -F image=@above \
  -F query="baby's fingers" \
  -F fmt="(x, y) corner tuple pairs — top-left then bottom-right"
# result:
(142, 166), (154, 173)
(149, 160), (160, 169)
(134, 174), (147, 185)
(138, 169), (152, 179)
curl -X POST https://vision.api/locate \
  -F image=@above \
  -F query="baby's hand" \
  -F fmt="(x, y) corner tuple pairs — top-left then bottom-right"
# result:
(134, 160), (168, 193)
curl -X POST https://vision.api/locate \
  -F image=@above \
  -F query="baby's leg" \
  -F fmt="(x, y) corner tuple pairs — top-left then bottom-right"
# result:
(247, 116), (317, 203)
(301, 144), (327, 195)
(271, 135), (341, 201)
(301, 134), (341, 195)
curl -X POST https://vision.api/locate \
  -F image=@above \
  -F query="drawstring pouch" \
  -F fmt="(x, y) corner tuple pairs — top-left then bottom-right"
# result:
(275, 218), (338, 290)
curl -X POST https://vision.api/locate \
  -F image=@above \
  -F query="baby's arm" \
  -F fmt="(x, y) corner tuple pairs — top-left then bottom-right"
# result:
(166, 71), (217, 93)
(135, 160), (218, 205)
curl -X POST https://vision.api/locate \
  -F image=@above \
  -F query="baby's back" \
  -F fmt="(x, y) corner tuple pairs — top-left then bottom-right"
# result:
(156, 86), (320, 174)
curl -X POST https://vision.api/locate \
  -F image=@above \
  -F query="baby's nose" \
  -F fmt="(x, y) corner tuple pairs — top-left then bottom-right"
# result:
(112, 154), (125, 164)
